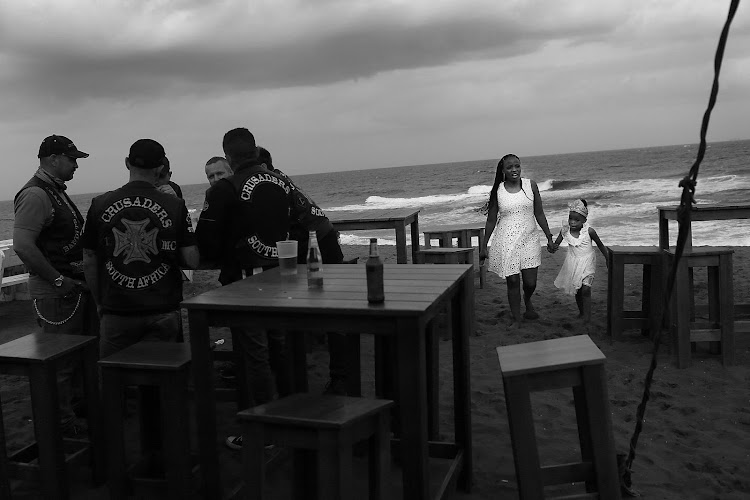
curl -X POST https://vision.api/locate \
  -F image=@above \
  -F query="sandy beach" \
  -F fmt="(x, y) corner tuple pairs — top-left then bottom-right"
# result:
(1, 244), (749, 499)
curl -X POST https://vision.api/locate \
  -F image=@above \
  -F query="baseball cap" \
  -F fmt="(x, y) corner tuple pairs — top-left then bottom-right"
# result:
(127, 139), (166, 169)
(38, 135), (89, 159)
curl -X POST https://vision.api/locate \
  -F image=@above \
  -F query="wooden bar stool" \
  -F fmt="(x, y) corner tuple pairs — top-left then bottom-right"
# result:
(607, 246), (663, 340)
(238, 393), (393, 500)
(663, 247), (734, 368)
(422, 227), (486, 288)
(497, 335), (621, 500)
(98, 341), (197, 500)
(0, 333), (104, 500)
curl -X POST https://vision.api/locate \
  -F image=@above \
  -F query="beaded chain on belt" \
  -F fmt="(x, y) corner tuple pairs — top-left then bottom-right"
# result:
(33, 293), (82, 326)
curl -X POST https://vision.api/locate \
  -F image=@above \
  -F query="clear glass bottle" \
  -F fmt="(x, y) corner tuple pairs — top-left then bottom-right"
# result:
(307, 230), (324, 288)
(366, 238), (384, 303)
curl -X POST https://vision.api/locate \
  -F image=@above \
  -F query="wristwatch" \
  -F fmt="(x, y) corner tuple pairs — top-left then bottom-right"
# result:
(53, 275), (64, 287)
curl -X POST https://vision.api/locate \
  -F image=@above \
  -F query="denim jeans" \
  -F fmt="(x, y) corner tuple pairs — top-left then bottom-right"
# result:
(33, 291), (98, 427)
(99, 310), (181, 359)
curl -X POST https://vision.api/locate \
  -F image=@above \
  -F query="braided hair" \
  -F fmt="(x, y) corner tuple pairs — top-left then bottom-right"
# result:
(479, 154), (530, 214)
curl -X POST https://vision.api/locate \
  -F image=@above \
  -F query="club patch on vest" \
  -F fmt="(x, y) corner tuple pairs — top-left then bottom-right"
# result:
(113, 218), (159, 264)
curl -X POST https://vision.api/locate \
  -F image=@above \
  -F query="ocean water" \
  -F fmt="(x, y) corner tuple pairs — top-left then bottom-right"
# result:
(1, 139), (749, 247)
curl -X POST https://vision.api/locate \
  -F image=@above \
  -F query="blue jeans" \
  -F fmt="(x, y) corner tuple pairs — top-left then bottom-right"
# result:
(33, 291), (98, 427)
(99, 310), (181, 359)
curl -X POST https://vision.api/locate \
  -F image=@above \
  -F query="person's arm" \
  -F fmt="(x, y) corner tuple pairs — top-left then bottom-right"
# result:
(82, 249), (100, 307)
(552, 230), (563, 252)
(80, 200), (100, 304)
(177, 201), (200, 269)
(479, 202), (498, 264)
(589, 227), (609, 268)
(530, 179), (554, 252)
(13, 189), (81, 295)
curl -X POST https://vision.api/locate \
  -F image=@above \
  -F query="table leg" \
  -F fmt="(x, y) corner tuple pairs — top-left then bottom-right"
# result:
(188, 310), (221, 498)
(395, 225), (407, 264)
(82, 341), (105, 485)
(452, 271), (474, 492)
(0, 391), (10, 500)
(410, 216), (421, 264)
(658, 211), (669, 250)
(29, 364), (68, 500)
(102, 368), (127, 500)
(162, 372), (191, 500)
(396, 317), (429, 499)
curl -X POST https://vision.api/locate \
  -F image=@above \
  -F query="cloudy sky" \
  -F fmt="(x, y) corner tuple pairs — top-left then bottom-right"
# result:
(1, 0), (748, 200)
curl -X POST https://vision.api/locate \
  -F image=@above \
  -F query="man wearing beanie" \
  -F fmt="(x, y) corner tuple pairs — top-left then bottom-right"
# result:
(13, 134), (99, 436)
(81, 139), (199, 357)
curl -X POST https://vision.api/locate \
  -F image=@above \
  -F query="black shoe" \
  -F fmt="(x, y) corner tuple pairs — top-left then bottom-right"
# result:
(323, 378), (347, 396)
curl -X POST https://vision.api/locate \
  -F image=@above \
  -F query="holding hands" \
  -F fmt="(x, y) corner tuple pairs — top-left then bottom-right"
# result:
(545, 234), (557, 253)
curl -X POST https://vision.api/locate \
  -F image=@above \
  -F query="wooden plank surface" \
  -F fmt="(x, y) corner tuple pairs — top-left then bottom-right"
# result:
(328, 208), (419, 225)
(0, 333), (96, 364)
(657, 204), (750, 221)
(497, 335), (605, 377)
(182, 264), (472, 315)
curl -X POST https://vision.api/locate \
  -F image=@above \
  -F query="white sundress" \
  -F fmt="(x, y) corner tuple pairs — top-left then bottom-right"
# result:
(553, 222), (597, 295)
(487, 178), (541, 278)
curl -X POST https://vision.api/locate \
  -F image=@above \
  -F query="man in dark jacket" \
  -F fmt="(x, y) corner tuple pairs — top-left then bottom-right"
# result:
(81, 139), (199, 358)
(198, 128), (299, 450)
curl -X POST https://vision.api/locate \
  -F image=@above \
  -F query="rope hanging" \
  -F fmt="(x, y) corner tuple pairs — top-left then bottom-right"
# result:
(620, 0), (741, 495)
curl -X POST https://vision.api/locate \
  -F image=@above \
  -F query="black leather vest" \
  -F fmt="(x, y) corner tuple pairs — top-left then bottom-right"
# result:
(15, 176), (85, 278)
(222, 162), (292, 269)
(87, 182), (186, 314)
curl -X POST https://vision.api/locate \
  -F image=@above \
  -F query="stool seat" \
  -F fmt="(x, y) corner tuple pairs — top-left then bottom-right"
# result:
(239, 393), (393, 500)
(242, 392), (393, 429)
(98, 341), (191, 371)
(416, 247), (475, 264)
(99, 341), (195, 500)
(0, 333), (104, 500)
(497, 334), (605, 376)
(497, 335), (621, 500)
(663, 247), (734, 368)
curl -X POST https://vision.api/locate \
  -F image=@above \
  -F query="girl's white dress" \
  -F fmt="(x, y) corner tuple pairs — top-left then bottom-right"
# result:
(554, 223), (597, 295)
(487, 178), (541, 278)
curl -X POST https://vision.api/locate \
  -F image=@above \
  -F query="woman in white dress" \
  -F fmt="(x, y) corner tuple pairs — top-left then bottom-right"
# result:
(479, 154), (555, 329)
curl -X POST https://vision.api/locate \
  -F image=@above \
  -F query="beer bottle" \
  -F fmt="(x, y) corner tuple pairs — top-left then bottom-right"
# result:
(307, 230), (324, 288)
(366, 238), (384, 303)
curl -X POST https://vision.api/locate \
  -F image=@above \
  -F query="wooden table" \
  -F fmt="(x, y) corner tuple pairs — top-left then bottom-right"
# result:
(182, 264), (474, 499)
(657, 204), (750, 250)
(658, 204), (750, 333)
(329, 209), (420, 263)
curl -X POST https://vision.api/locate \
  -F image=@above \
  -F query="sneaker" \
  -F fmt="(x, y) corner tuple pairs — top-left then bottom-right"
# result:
(225, 435), (275, 452)
(225, 435), (243, 450)
(323, 377), (347, 396)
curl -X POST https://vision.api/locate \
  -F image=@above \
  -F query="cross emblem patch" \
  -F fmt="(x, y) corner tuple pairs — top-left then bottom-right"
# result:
(112, 218), (159, 264)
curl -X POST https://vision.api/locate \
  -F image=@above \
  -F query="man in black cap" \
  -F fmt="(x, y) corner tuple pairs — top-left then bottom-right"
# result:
(81, 139), (199, 358)
(13, 134), (98, 436)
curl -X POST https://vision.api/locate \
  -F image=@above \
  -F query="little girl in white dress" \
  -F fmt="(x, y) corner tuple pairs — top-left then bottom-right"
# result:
(552, 199), (609, 323)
